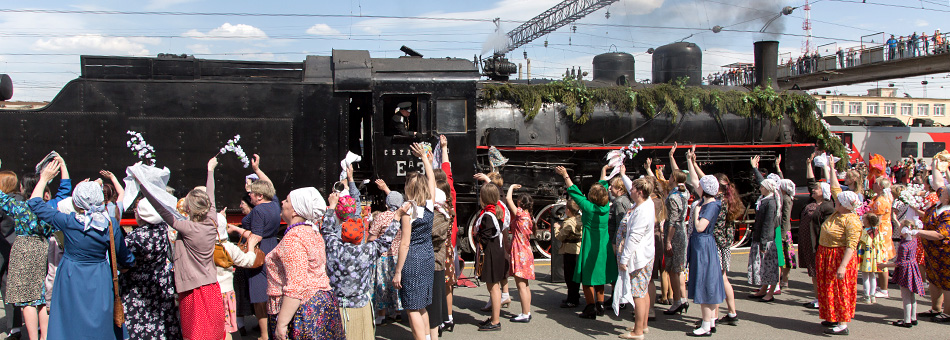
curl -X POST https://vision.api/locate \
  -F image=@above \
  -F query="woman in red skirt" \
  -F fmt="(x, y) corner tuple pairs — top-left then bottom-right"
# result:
(814, 162), (863, 336)
(138, 156), (226, 340)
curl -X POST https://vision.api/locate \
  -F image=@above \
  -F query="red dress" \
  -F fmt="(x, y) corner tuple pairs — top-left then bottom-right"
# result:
(509, 208), (536, 280)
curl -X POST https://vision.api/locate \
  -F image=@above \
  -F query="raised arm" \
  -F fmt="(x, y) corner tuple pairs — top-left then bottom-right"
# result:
(31, 161), (60, 200)
(346, 164), (361, 205)
(775, 154), (785, 179)
(555, 166), (574, 188)
(250, 154), (273, 187)
(751, 155), (765, 184)
(806, 151), (817, 180)
(600, 165), (609, 181)
(375, 179), (391, 195)
(505, 184), (521, 213)
(933, 157), (945, 189)
(410, 143), (436, 201)
(668, 142), (679, 172)
(685, 149), (700, 196)
(643, 158), (655, 178)
(690, 146), (707, 178)
(440, 135), (450, 164)
(207, 156), (217, 212)
(100, 170), (124, 217)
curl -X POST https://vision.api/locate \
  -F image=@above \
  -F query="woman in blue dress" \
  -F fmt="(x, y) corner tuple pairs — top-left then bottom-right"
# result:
(685, 154), (726, 337)
(28, 161), (134, 340)
(242, 155), (282, 339)
(394, 143), (437, 340)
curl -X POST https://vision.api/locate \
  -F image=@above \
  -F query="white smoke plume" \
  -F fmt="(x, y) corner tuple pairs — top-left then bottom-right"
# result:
(482, 20), (509, 55)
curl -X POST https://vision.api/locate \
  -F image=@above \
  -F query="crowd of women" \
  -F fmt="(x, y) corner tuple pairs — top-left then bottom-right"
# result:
(3, 137), (950, 340)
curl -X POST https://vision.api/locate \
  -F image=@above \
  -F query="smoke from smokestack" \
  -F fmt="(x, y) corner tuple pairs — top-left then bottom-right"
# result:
(482, 21), (509, 55)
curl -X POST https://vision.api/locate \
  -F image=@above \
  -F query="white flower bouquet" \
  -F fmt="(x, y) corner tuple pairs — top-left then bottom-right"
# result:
(126, 131), (156, 166)
(219, 134), (250, 168)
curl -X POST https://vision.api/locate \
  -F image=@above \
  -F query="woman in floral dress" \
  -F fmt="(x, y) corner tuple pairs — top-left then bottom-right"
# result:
(505, 184), (535, 323)
(120, 199), (181, 340)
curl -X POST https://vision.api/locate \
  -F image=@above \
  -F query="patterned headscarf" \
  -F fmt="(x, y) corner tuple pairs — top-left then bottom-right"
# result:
(699, 175), (720, 196)
(385, 191), (404, 212)
(72, 181), (110, 232)
(335, 195), (359, 222)
(837, 191), (861, 212)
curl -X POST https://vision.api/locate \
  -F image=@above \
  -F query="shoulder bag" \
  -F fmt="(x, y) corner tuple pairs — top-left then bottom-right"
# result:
(107, 219), (125, 327)
(238, 230), (265, 268)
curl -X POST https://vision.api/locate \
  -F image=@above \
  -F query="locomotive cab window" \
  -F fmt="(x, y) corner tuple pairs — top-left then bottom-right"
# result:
(436, 99), (466, 133)
(383, 96), (424, 138)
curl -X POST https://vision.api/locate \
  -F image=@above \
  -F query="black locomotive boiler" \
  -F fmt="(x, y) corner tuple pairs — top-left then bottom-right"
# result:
(0, 41), (828, 257)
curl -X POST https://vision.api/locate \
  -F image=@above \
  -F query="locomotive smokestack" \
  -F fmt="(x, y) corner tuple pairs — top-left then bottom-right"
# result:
(753, 41), (779, 89)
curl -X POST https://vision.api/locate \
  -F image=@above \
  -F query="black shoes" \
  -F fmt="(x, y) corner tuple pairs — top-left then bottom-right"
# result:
(560, 301), (579, 308)
(509, 314), (532, 323)
(663, 302), (689, 315)
(595, 302), (606, 316)
(891, 320), (914, 328)
(823, 327), (849, 335)
(686, 328), (713, 337)
(821, 321), (839, 327)
(718, 314), (739, 326)
(578, 304), (598, 319)
(442, 320), (454, 332)
(478, 320), (502, 331)
(802, 301), (819, 309)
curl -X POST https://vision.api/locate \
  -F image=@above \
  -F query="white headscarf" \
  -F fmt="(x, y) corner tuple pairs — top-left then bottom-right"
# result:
(434, 189), (450, 219)
(699, 175), (720, 196)
(216, 213), (229, 241)
(136, 199), (164, 225)
(820, 182), (831, 201)
(837, 191), (861, 212)
(767, 173), (782, 182)
(56, 197), (76, 214)
(779, 179), (796, 197)
(288, 187), (326, 222)
(72, 182), (111, 232)
(756, 179), (782, 218)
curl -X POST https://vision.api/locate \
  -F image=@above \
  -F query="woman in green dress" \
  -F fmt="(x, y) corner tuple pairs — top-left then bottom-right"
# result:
(555, 165), (617, 320)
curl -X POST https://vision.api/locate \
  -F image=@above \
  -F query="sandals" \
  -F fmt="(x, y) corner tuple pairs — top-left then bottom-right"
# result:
(931, 313), (950, 323)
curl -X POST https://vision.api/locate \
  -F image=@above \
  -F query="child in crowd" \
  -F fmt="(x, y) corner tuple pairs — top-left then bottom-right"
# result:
(857, 213), (887, 303)
(881, 220), (927, 327)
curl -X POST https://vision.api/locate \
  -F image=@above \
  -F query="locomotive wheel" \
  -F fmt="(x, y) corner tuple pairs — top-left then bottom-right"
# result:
(532, 202), (566, 259)
(731, 204), (755, 249)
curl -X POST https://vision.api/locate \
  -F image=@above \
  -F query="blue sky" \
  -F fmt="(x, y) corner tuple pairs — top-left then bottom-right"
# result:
(2, 0), (949, 101)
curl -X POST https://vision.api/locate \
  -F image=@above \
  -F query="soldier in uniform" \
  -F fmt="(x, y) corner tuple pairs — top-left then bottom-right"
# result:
(393, 101), (418, 138)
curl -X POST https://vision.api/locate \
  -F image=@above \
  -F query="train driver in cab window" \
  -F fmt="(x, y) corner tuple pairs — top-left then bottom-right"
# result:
(392, 101), (419, 138)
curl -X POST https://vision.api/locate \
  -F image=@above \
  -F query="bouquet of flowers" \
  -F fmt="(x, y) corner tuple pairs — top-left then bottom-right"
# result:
(854, 199), (873, 216)
(126, 131), (156, 166)
(219, 134), (250, 168)
(604, 138), (644, 179)
(898, 184), (926, 209)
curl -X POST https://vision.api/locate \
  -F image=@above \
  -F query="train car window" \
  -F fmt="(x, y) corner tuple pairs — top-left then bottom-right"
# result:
(901, 142), (918, 158)
(436, 99), (466, 133)
(924, 142), (946, 158)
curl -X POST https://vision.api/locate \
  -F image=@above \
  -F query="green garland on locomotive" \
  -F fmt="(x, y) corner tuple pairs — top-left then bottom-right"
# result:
(480, 78), (848, 169)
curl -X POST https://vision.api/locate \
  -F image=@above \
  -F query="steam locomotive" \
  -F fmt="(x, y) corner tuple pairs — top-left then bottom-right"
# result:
(0, 41), (822, 257)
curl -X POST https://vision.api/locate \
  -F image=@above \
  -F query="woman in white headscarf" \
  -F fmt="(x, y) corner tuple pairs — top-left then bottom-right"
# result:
(265, 187), (344, 339)
(119, 198), (182, 340)
(778, 178), (798, 292)
(683, 152), (726, 337)
(747, 174), (782, 302)
(798, 151), (836, 309)
(815, 160), (863, 335)
(28, 161), (134, 340)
